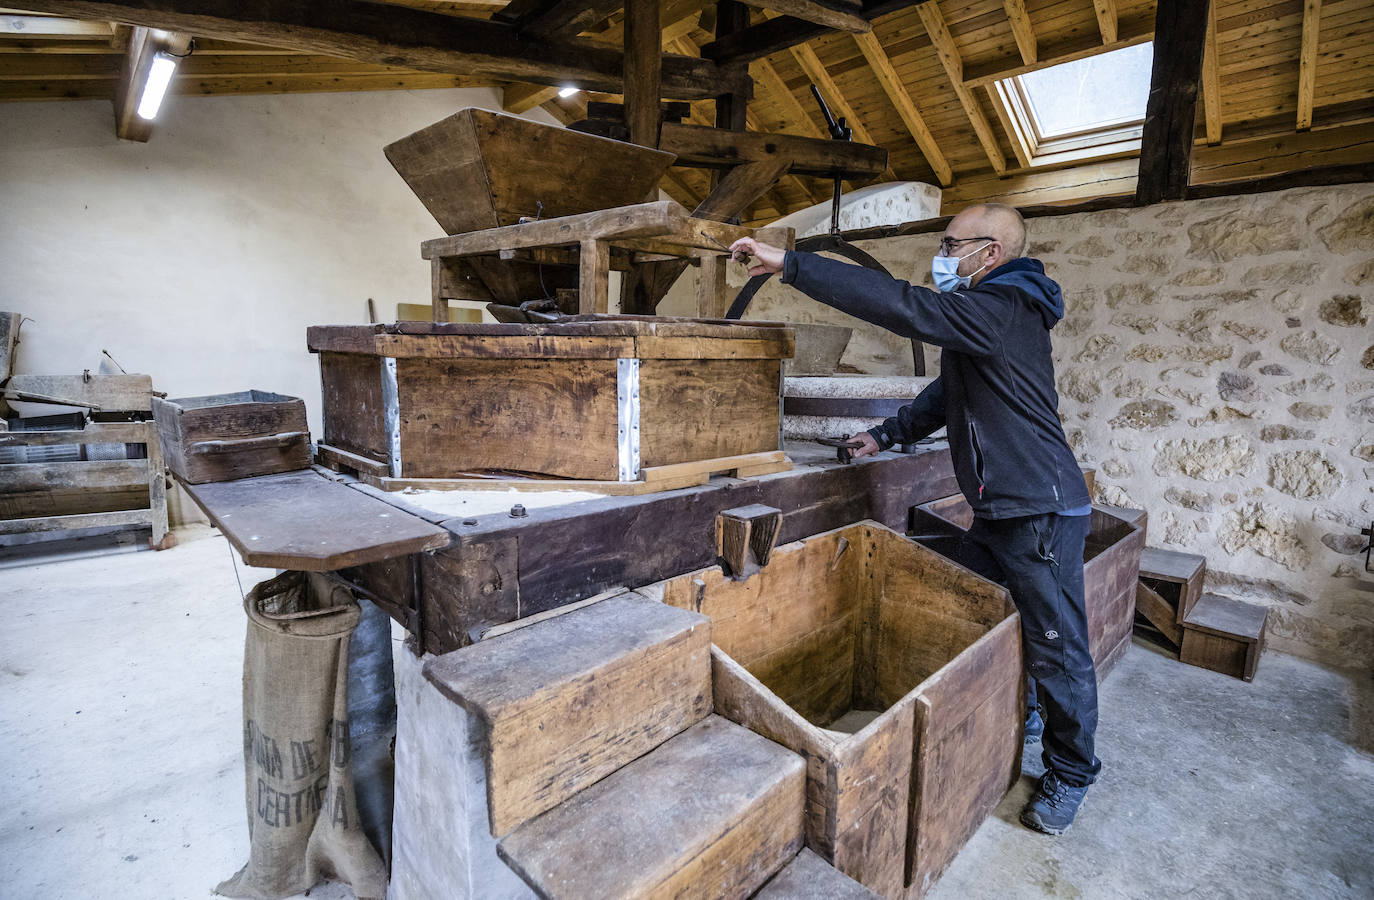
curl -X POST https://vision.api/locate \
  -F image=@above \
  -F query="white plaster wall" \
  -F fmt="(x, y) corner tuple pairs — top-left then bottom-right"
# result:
(0, 87), (561, 434)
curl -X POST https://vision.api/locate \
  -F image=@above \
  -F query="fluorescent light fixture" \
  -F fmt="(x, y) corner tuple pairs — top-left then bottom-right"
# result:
(557, 85), (580, 99)
(136, 52), (178, 121)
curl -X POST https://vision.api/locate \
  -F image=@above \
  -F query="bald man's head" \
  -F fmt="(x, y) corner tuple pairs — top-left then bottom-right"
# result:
(958, 203), (1028, 259)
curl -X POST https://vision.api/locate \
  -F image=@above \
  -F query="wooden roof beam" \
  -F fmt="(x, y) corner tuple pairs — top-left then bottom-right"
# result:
(917, 2), (1006, 175)
(852, 30), (952, 185)
(495, 0), (624, 40)
(1091, 0), (1118, 45)
(701, 0), (935, 65)
(1002, 0), (1036, 66)
(0, 12), (112, 37)
(1297, 0), (1321, 131)
(1201, 1), (1221, 145)
(1136, 0), (1210, 205)
(15, 0), (747, 100)
(735, 0), (870, 34)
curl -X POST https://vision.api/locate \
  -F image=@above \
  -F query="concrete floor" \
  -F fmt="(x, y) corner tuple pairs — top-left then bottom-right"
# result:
(1, 526), (1371, 899)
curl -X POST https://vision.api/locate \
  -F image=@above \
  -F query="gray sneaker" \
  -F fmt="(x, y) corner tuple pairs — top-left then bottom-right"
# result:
(1019, 771), (1089, 835)
(1024, 706), (1044, 745)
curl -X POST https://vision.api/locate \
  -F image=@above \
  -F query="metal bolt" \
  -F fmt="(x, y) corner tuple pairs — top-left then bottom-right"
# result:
(509, 504), (527, 518)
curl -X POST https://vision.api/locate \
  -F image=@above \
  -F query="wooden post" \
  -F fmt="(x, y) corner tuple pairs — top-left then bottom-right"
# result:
(579, 239), (610, 314)
(696, 256), (728, 318)
(1135, 0), (1211, 205)
(624, 0), (662, 149)
(430, 258), (451, 322)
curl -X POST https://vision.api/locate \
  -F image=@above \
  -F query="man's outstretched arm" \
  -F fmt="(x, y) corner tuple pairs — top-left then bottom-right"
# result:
(730, 239), (1008, 357)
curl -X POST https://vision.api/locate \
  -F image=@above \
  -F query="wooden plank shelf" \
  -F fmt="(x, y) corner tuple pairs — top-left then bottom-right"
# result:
(180, 468), (450, 571)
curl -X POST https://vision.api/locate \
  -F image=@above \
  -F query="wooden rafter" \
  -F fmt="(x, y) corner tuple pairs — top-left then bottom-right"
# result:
(1136, 0), (1211, 205)
(1201, 0), (1221, 145)
(1002, 0), (1036, 66)
(700, 0), (937, 65)
(1297, 0), (1322, 131)
(734, 0), (869, 34)
(916, 2), (1006, 175)
(851, 31), (951, 185)
(15, 0), (745, 99)
(1091, 0), (1118, 45)
(497, 0), (624, 40)
(504, 82), (558, 113)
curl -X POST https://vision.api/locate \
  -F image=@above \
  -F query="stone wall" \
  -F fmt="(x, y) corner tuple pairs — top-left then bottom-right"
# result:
(712, 183), (1374, 668)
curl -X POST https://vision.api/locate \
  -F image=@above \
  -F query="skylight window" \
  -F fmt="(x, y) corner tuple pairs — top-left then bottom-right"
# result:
(991, 42), (1153, 169)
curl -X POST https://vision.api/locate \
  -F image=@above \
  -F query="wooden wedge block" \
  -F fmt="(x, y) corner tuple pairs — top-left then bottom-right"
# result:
(1180, 592), (1268, 682)
(1135, 582), (1184, 647)
(1139, 546), (1206, 623)
(754, 848), (880, 899)
(423, 593), (712, 837)
(497, 715), (805, 900)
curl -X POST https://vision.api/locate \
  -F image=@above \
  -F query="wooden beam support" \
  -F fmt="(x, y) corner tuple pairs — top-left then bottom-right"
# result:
(852, 30), (952, 185)
(1297, 0), (1322, 131)
(16, 0), (746, 100)
(701, 0), (934, 65)
(0, 12), (113, 37)
(578, 239), (611, 314)
(1091, 0), (1118, 45)
(659, 122), (887, 178)
(624, 0), (662, 148)
(735, 0), (869, 34)
(917, 2), (1006, 175)
(1002, 0), (1036, 66)
(693, 156), (792, 221)
(1135, 0), (1211, 205)
(1201, 1), (1222, 145)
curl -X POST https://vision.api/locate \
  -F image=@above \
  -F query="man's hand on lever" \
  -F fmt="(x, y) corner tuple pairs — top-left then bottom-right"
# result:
(729, 238), (786, 278)
(848, 432), (881, 459)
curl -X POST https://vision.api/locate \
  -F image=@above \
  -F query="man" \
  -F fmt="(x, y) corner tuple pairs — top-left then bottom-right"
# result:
(730, 203), (1099, 835)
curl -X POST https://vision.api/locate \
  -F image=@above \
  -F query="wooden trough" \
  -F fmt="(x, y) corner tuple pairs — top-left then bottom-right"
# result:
(911, 496), (1146, 679)
(648, 521), (1021, 898)
(384, 108), (677, 305)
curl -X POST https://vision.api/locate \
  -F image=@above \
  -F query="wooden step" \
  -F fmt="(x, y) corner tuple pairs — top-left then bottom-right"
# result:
(1139, 546), (1207, 623)
(1180, 592), (1269, 682)
(753, 849), (880, 899)
(423, 593), (712, 837)
(498, 715), (805, 900)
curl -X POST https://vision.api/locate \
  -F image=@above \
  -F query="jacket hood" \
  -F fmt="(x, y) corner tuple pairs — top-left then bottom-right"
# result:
(980, 257), (1063, 328)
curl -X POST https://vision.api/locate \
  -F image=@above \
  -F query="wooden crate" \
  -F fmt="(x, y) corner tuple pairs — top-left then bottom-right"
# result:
(308, 318), (793, 483)
(911, 497), (1146, 680)
(652, 522), (1020, 899)
(0, 375), (170, 550)
(151, 390), (311, 484)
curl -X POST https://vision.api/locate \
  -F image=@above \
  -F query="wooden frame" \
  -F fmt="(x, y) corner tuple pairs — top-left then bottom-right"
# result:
(0, 418), (171, 550)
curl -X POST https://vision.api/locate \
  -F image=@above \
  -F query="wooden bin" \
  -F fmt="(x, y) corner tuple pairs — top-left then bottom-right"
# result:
(307, 318), (793, 484)
(651, 522), (1021, 899)
(911, 496), (1146, 679)
(151, 390), (311, 484)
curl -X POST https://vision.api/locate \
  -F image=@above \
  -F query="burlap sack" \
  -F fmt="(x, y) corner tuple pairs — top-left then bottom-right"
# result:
(216, 571), (389, 900)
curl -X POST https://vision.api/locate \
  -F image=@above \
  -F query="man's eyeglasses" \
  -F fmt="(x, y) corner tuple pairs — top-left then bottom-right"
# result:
(939, 235), (996, 256)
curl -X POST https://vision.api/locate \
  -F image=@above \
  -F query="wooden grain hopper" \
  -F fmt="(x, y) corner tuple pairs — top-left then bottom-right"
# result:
(384, 108), (677, 304)
(650, 521), (1022, 898)
(911, 496), (1145, 679)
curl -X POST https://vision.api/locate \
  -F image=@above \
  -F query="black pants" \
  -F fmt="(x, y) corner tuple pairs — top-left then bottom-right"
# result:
(955, 513), (1102, 787)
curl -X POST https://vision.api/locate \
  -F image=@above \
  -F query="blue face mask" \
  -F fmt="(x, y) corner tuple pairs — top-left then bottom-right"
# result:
(931, 242), (991, 291)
